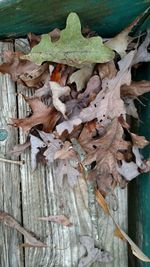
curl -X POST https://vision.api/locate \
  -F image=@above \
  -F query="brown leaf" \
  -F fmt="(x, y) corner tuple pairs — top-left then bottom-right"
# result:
(10, 95), (61, 133)
(98, 61), (117, 80)
(54, 159), (80, 187)
(95, 189), (150, 262)
(79, 51), (135, 123)
(20, 62), (49, 88)
(121, 80), (150, 98)
(28, 32), (41, 48)
(0, 50), (37, 82)
(69, 65), (94, 91)
(39, 215), (73, 227)
(0, 211), (47, 247)
(54, 141), (77, 160)
(130, 132), (150, 148)
(8, 140), (30, 157)
(50, 81), (70, 118)
(79, 119), (128, 194)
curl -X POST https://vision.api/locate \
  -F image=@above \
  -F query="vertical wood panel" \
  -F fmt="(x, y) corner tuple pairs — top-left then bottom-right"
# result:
(0, 42), (24, 267)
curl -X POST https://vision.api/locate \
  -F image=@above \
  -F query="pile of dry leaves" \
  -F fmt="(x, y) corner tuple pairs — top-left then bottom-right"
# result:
(0, 11), (150, 264)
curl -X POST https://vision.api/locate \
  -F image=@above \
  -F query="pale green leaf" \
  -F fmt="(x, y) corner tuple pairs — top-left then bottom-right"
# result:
(22, 13), (114, 67)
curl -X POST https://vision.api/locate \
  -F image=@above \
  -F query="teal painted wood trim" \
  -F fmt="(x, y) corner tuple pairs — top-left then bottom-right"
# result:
(0, 0), (149, 38)
(129, 64), (150, 267)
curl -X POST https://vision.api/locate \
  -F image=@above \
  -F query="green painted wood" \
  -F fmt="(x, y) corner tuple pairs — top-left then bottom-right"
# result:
(0, 0), (149, 38)
(128, 64), (150, 267)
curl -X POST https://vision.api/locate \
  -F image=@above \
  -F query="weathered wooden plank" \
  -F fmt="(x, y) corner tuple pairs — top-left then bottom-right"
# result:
(0, 42), (24, 267)
(16, 40), (128, 267)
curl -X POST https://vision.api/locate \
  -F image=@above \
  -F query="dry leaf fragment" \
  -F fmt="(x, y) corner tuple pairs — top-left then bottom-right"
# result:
(78, 235), (113, 267)
(38, 131), (62, 164)
(95, 189), (150, 262)
(78, 74), (101, 100)
(117, 160), (140, 181)
(54, 141), (76, 160)
(10, 95), (61, 133)
(20, 62), (49, 88)
(56, 118), (82, 135)
(132, 29), (150, 65)
(121, 80), (150, 98)
(69, 65), (94, 91)
(130, 132), (150, 148)
(105, 10), (148, 56)
(54, 159), (80, 187)
(50, 81), (70, 118)
(0, 211), (47, 247)
(0, 50), (37, 82)
(98, 61), (117, 79)
(8, 140), (30, 157)
(39, 215), (73, 227)
(30, 134), (47, 170)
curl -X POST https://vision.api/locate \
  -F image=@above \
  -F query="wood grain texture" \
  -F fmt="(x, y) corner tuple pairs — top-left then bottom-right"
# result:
(0, 40), (128, 267)
(0, 42), (23, 267)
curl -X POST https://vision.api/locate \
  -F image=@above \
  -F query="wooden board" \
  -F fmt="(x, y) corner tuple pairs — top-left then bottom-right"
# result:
(0, 40), (128, 267)
(0, 41), (24, 267)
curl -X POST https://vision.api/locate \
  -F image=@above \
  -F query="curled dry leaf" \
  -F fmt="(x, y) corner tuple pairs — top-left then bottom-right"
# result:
(0, 211), (47, 247)
(39, 215), (73, 227)
(20, 62), (49, 88)
(50, 81), (70, 118)
(98, 61), (117, 80)
(10, 95), (61, 133)
(121, 80), (150, 98)
(78, 235), (113, 267)
(95, 189), (150, 262)
(69, 65), (94, 91)
(130, 132), (150, 148)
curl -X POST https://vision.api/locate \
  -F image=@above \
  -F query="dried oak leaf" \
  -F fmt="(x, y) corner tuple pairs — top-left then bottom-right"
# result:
(20, 62), (49, 88)
(38, 130), (62, 165)
(0, 50), (37, 82)
(50, 81), (70, 118)
(0, 211), (47, 247)
(10, 95), (61, 133)
(79, 119), (128, 194)
(121, 80), (150, 98)
(78, 236), (112, 267)
(39, 215), (73, 227)
(69, 65), (94, 91)
(79, 51), (135, 123)
(54, 159), (80, 187)
(22, 13), (114, 67)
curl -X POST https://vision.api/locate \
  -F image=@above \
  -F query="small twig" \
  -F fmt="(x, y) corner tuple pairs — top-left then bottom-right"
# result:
(0, 157), (25, 165)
